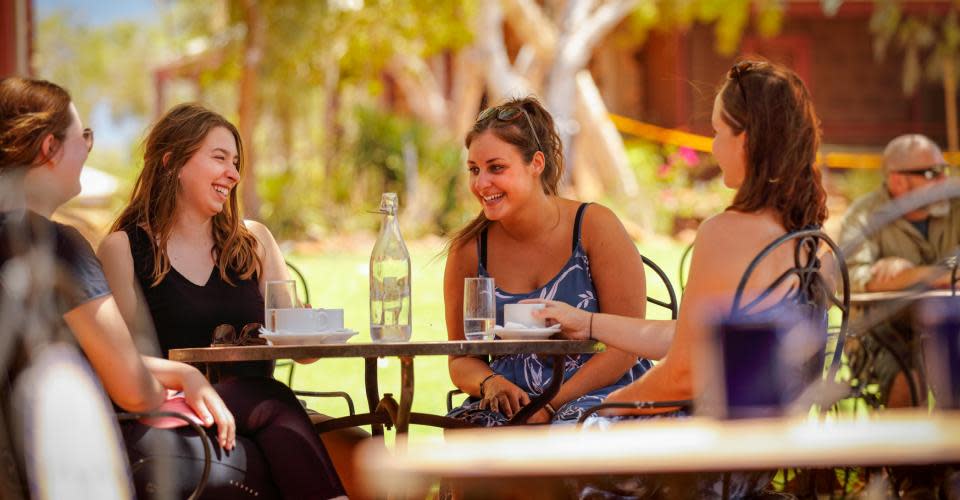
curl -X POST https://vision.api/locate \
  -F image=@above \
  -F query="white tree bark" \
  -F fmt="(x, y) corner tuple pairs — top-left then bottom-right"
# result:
(545, 0), (640, 185)
(575, 71), (638, 196)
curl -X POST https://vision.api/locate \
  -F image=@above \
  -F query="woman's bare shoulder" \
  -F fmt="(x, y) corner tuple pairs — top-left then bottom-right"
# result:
(98, 230), (132, 257)
(692, 211), (784, 278)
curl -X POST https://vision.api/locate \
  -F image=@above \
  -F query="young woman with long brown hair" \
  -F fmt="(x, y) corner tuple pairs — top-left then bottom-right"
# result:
(444, 96), (658, 426)
(99, 103), (350, 499)
(536, 60), (829, 407)
(531, 59), (831, 498)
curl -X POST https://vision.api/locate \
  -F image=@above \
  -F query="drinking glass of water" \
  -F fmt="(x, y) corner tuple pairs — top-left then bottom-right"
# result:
(265, 280), (297, 332)
(463, 277), (496, 340)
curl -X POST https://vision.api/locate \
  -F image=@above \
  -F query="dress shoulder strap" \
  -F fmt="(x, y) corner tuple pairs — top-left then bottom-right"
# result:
(572, 203), (590, 252)
(477, 227), (488, 270)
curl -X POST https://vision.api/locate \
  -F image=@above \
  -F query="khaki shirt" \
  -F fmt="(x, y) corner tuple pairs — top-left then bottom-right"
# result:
(838, 187), (960, 292)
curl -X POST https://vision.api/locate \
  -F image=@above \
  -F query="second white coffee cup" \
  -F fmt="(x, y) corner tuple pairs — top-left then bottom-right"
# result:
(503, 303), (546, 328)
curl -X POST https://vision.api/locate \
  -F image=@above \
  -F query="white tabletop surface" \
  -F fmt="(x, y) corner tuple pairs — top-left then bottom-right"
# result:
(356, 410), (960, 493)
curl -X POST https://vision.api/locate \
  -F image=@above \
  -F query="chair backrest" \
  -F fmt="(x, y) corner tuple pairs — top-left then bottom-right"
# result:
(285, 260), (311, 306)
(642, 255), (679, 320)
(730, 228), (850, 382)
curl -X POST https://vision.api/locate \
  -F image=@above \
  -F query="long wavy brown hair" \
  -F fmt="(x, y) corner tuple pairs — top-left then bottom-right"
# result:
(447, 96), (564, 253)
(0, 77), (74, 170)
(720, 60), (828, 231)
(110, 103), (261, 287)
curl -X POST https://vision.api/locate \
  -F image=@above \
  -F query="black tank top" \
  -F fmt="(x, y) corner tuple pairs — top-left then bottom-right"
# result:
(124, 225), (269, 377)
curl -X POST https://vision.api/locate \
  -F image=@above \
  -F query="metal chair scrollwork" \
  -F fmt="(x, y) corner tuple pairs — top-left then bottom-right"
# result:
(578, 228), (850, 423)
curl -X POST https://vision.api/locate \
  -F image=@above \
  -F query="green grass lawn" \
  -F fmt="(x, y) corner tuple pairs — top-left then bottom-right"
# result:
(283, 238), (686, 445)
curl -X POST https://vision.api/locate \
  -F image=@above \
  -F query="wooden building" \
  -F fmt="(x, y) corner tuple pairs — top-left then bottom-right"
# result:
(593, 1), (951, 148)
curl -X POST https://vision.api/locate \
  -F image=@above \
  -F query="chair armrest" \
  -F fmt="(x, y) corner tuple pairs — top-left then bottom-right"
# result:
(447, 388), (465, 413)
(293, 390), (356, 416)
(576, 400), (692, 424)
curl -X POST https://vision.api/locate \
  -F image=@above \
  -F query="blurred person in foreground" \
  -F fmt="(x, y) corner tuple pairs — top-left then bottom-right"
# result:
(444, 96), (654, 426)
(838, 135), (960, 411)
(532, 61), (835, 498)
(0, 77), (251, 497)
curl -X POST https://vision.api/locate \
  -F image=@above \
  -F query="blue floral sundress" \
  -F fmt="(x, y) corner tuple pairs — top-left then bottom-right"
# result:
(447, 203), (652, 426)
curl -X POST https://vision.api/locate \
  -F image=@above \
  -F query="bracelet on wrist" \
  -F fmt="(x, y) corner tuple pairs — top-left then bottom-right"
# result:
(544, 402), (557, 417)
(479, 373), (500, 397)
(589, 313), (595, 340)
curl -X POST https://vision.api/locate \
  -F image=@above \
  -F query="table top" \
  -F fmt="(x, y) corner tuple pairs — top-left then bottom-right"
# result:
(850, 289), (955, 304)
(356, 410), (960, 492)
(169, 339), (602, 363)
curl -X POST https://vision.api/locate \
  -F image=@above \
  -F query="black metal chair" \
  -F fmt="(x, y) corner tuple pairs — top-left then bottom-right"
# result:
(578, 228), (850, 423)
(446, 255), (680, 413)
(642, 255), (679, 320)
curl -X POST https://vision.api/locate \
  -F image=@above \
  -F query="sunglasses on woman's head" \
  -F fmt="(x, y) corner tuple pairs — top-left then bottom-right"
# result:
(477, 105), (544, 152)
(211, 322), (266, 347)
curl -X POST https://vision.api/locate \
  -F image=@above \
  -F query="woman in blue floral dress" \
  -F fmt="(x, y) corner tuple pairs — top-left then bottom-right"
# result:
(444, 96), (661, 427)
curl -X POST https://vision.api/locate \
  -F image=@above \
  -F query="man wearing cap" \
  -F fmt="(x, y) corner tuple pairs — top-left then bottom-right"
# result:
(839, 134), (960, 409)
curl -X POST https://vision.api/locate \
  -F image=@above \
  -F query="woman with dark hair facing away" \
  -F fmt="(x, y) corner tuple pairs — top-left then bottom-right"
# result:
(531, 61), (831, 496)
(444, 96), (661, 426)
(0, 78), (257, 497)
(535, 60), (829, 405)
(98, 103), (350, 499)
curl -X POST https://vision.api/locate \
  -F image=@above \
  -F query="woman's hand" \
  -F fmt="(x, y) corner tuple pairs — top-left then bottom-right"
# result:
(479, 375), (531, 418)
(180, 367), (236, 450)
(523, 299), (592, 340)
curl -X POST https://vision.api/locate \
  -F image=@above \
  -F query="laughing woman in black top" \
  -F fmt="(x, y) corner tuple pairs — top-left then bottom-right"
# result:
(99, 103), (358, 499)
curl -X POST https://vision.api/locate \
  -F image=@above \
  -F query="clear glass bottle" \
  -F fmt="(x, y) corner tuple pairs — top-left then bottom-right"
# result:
(369, 192), (412, 342)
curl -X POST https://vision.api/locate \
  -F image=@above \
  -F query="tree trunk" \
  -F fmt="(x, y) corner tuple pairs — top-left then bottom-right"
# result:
(944, 53), (958, 151)
(574, 71), (638, 197)
(450, 47), (487, 140)
(502, 0), (638, 197)
(238, 0), (263, 219)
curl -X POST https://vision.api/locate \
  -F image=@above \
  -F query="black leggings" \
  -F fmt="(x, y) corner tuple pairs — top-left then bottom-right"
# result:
(122, 376), (345, 499)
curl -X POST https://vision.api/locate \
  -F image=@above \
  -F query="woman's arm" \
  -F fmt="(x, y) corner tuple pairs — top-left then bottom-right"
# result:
(97, 231), (155, 347)
(141, 356), (236, 449)
(444, 240), (531, 416)
(529, 301), (674, 359)
(63, 295), (166, 412)
(244, 220), (292, 296)
(539, 204), (650, 410)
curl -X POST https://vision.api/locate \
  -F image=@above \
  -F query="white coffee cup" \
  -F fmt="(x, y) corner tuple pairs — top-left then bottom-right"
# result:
(503, 303), (546, 328)
(274, 308), (344, 333)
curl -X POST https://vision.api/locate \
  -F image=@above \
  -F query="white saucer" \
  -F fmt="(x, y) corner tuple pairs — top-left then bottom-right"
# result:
(259, 327), (358, 346)
(493, 324), (562, 340)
